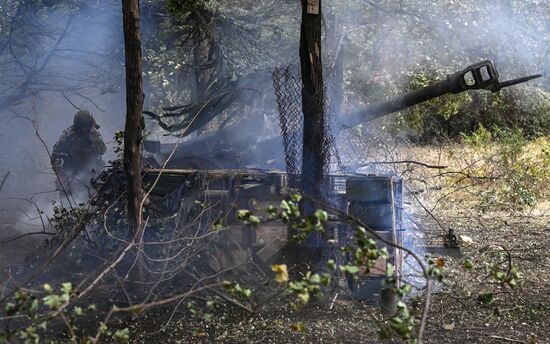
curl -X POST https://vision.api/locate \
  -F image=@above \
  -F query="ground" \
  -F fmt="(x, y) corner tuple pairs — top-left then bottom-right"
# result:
(128, 211), (548, 344)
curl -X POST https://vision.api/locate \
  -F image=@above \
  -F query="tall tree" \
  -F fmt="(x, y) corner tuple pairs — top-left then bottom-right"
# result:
(300, 0), (326, 205)
(121, 0), (145, 236)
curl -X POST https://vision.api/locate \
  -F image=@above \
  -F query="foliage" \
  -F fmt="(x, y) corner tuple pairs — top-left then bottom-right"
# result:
(222, 281), (252, 298)
(460, 129), (550, 210)
(379, 301), (416, 341)
(384, 70), (550, 143)
(0, 283), (129, 343)
(48, 202), (94, 248)
(339, 226), (389, 278)
(237, 194), (422, 342)
(264, 194), (328, 241)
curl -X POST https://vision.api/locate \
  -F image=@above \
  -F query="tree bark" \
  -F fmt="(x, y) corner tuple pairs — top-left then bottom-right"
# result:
(300, 0), (326, 205)
(121, 0), (145, 236)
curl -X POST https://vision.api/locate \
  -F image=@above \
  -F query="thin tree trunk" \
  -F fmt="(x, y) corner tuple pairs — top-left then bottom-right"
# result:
(300, 0), (325, 205)
(121, 0), (144, 236)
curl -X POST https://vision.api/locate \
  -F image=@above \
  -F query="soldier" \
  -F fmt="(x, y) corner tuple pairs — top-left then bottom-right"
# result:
(51, 110), (107, 195)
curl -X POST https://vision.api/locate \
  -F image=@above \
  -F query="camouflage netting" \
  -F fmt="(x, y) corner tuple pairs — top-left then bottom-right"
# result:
(272, 67), (303, 189)
(272, 66), (341, 191)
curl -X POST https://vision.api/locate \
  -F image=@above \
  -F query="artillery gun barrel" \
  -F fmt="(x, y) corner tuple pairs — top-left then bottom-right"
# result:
(339, 79), (452, 128)
(338, 60), (541, 129)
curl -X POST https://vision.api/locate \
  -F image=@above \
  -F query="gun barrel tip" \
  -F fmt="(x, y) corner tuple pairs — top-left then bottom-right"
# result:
(526, 74), (543, 82)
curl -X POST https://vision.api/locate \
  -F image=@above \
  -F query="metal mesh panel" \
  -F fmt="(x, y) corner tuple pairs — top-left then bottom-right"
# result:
(272, 67), (304, 190)
(272, 66), (338, 192)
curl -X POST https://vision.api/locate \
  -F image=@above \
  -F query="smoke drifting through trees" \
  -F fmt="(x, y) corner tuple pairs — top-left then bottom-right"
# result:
(0, 2), (126, 244)
(0, 1), (547, 343)
(0, 0), (546, 251)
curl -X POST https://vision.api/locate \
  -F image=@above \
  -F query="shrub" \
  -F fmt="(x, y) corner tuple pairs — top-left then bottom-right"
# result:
(382, 71), (550, 143)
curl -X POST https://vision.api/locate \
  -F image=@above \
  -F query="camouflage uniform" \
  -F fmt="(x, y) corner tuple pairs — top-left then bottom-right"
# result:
(51, 110), (106, 194)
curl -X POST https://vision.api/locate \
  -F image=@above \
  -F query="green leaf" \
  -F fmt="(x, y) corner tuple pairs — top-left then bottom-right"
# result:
(290, 194), (302, 202)
(340, 265), (360, 275)
(309, 273), (321, 284)
(5, 303), (17, 316)
(314, 210), (328, 222)
(320, 273), (331, 286)
(60, 282), (73, 295)
(267, 205), (278, 217)
(99, 323), (108, 334)
(211, 218), (224, 232)
(280, 200), (290, 212)
(297, 290), (310, 304)
(398, 284), (412, 297)
(248, 215), (261, 225)
(73, 306), (83, 316)
(386, 263), (395, 277)
(28, 298), (39, 314)
(38, 322), (47, 331)
(112, 328), (130, 343)
(42, 295), (62, 310)
(236, 209), (251, 220)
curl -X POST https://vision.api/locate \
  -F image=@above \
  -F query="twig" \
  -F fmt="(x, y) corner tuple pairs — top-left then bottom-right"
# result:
(418, 279), (432, 343)
(0, 231), (55, 245)
(0, 171), (10, 195)
(368, 160), (448, 169)
(487, 335), (525, 343)
(61, 91), (80, 110)
(29, 113), (75, 209)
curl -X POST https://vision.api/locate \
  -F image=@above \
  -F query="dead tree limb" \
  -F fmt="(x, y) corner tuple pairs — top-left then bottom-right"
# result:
(368, 160), (448, 169)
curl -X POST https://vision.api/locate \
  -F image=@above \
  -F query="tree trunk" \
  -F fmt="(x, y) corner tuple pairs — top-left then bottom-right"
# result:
(300, 0), (325, 205)
(122, 0), (145, 236)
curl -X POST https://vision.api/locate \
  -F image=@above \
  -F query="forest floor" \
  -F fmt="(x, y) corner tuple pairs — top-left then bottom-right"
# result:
(129, 211), (549, 344)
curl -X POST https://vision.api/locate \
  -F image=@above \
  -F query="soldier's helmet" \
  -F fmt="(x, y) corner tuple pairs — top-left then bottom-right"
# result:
(73, 110), (98, 131)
